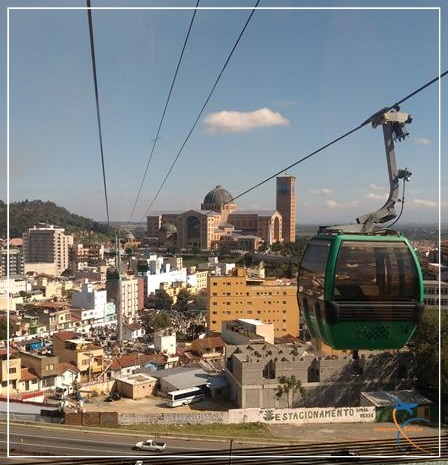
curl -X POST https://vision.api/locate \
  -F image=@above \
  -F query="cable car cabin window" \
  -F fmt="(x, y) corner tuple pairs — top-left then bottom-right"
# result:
(298, 240), (331, 299)
(333, 241), (419, 302)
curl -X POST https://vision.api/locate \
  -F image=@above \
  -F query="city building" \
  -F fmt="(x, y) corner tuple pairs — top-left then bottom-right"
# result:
(137, 254), (188, 296)
(106, 276), (144, 323)
(52, 331), (104, 383)
(276, 175), (296, 243)
(0, 248), (24, 276)
(71, 282), (114, 325)
(69, 243), (105, 270)
(207, 268), (300, 339)
(221, 318), (275, 345)
(0, 348), (21, 395)
(147, 178), (296, 251)
(23, 225), (73, 276)
(423, 280), (448, 309)
(154, 330), (177, 356)
(19, 351), (59, 390)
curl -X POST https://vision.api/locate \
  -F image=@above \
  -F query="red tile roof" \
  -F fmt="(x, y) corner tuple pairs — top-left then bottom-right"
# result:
(58, 362), (79, 375)
(20, 367), (38, 381)
(53, 330), (77, 341)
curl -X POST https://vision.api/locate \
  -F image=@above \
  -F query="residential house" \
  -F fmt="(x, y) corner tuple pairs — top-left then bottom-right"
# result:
(123, 322), (144, 341)
(19, 351), (59, 390)
(52, 331), (104, 383)
(0, 348), (21, 395)
(190, 336), (226, 361)
(55, 362), (80, 396)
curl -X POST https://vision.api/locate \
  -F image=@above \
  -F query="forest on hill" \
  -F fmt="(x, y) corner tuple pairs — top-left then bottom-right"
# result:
(0, 200), (116, 239)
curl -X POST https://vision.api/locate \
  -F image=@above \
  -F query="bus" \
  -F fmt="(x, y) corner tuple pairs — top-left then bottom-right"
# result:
(166, 386), (205, 407)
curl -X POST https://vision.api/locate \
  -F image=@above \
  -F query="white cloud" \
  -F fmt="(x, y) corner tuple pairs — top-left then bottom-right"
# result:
(203, 108), (289, 133)
(368, 183), (383, 191)
(367, 192), (388, 201)
(310, 187), (332, 195)
(413, 199), (437, 208)
(413, 137), (431, 145)
(325, 200), (358, 209)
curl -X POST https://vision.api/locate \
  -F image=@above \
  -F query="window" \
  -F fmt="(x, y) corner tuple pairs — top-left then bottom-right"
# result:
(9, 367), (17, 374)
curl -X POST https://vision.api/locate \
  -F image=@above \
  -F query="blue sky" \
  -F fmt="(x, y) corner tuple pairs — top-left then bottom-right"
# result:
(1, 0), (446, 226)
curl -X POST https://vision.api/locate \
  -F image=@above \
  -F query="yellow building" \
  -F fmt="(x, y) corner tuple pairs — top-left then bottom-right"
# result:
(207, 268), (300, 339)
(52, 331), (104, 382)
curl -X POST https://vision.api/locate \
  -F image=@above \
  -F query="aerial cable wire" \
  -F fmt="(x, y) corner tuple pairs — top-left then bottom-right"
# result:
(141, 0), (262, 222)
(86, 0), (110, 226)
(128, 0), (201, 223)
(226, 70), (448, 205)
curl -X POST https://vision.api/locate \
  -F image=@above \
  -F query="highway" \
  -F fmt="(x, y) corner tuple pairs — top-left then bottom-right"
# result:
(0, 422), (445, 464)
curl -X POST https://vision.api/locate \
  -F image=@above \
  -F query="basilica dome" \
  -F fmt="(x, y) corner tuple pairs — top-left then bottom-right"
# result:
(160, 223), (177, 233)
(203, 185), (234, 205)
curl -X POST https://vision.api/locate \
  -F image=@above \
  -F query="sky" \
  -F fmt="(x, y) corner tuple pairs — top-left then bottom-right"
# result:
(1, 0), (446, 227)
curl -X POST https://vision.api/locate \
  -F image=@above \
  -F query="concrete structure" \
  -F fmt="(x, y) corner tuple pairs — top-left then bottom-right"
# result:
(147, 179), (296, 251)
(0, 248), (24, 276)
(106, 276), (143, 323)
(23, 225), (73, 276)
(52, 331), (104, 382)
(0, 276), (30, 296)
(71, 282), (112, 325)
(221, 319), (275, 345)
(207, 268), (300, 339)
(139, 255), (187, 296)
(31, 276), (73, 299)
(123, 322), (144, 341)
(69, 243), (105, 270)
(190, 336), (226, 360)
(225, 344), (416, 409)
(115, 373), (157, 399)
(154, 331), (177, 356)
(0, 348), (21, 395)
(19, 351), (59, 390)
(26, 302), (72, 333)
(423, 279), (448, 309)
(276, 175), (296, 243)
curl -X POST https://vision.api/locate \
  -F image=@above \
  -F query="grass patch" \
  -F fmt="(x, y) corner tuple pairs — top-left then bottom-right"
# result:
(120, 422), (273, 439)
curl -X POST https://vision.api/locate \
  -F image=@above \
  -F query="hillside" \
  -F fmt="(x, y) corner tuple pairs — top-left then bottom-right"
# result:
(0, 200), (116, 239)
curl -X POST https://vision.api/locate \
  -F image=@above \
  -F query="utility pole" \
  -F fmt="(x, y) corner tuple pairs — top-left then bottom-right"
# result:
(116, 234), (123, 344)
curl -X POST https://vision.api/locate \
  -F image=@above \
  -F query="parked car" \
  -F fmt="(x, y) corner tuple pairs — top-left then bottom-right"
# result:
(104, 392), (121, 402)
(135, 439), (166, 452)
(330, 449), (361, 462)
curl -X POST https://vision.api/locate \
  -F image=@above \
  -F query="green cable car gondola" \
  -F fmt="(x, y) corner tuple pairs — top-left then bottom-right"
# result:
(297, 107), (424, 351)
(298, 229), (424, 350)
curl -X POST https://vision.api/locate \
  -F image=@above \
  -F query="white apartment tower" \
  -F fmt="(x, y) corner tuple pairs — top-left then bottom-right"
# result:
(23, 225), (73, 276)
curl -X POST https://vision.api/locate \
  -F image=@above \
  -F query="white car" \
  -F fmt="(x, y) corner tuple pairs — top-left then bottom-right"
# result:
(135, 439), (166, 452)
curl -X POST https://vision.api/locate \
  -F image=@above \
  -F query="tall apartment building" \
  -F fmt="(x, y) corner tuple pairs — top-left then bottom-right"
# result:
(106, 276), (144, 324)
(207, 268), (300, 339)
(0, 248), (24, 276)
(276, 175), (296, 243)
(23, 225), (73, 276)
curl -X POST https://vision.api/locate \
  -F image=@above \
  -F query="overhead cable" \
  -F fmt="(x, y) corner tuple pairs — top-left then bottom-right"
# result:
(141, 0), (262, 222)
(86, 0), (110, 225)
(227, 70), (448, 205)
(128, 0), (201, 222)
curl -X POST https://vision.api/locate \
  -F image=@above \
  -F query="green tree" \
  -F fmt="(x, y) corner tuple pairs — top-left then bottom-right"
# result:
(173, 288), (191, 314)
(275, 375), (306, 408)
(18, 291), (32, 302)
(410, 308), (447, 415)
(0, 319), (14, 341)
(152, 313), (172, 331)
(154, 290), (173, 311)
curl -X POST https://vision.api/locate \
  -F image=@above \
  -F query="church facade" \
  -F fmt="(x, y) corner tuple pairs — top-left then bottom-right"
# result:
(146, 176), (296, 251)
